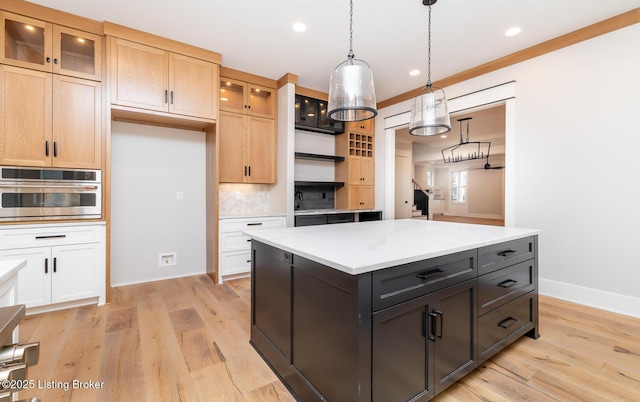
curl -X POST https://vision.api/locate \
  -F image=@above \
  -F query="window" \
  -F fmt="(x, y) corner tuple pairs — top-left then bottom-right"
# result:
(451, 171), (467, 203)
(426, 171), (433, 187)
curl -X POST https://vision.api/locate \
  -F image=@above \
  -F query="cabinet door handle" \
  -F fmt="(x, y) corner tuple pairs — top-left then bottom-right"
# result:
(247, 166), (251, 176)
(416, 268), (445, 280)
(164, 90), (168, 104)
(497, 279), (518, 289)
(35, 235), (66, 240)
(428, 311), (437, 342)
(53, 141), (58, 157)
(45, 141), (49, 157)
(53, 257), (57, 273)
(170, 91), (174, 104)
(44, 258), (48, 274)
(435, 310), (444, 339)
(497, 316), (518, 329)
(497, 249), (516, 257)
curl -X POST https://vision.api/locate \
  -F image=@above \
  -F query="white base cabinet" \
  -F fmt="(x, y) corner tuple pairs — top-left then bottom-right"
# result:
(218, 215), (285, 283)
(0, 223), (105, 314)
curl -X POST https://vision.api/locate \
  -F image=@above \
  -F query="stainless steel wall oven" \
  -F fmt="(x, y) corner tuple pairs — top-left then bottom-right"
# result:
(0, 167), (101, 221)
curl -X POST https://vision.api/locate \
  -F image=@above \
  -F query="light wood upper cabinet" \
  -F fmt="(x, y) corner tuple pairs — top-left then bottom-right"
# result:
(335, 119), (376, 209)
(52, 75), (101, 168)
(1, 12), (102, 81)
(0, 65), (52, 167)
(218, 111), (276, 184)
(219, 77), (275, 119)
(0, 65), (101, 168)
(110, 38), (218, 120)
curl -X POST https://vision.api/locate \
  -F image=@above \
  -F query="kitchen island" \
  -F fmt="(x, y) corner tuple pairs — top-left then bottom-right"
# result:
(245, 219), (540, 401)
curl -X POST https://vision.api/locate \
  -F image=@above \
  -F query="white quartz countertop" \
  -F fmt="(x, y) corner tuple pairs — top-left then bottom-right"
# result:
(0, 258), (27, 285)
(244, 219), (540, 275)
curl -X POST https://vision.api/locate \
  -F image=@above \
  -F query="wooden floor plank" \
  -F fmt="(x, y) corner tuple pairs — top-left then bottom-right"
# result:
(14, 275), (640, 401)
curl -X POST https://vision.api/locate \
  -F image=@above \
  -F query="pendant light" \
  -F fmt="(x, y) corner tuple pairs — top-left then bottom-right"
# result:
(409, 0), (451, 136)
(327, 0), (377, 122)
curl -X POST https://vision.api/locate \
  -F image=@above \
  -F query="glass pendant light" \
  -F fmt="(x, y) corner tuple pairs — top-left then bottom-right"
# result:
(327, 0), (377, 122)
(409, 0), (452, 136)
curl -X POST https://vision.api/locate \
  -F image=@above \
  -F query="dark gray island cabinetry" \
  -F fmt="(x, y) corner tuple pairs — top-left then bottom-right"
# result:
(247, 220), (539, 401)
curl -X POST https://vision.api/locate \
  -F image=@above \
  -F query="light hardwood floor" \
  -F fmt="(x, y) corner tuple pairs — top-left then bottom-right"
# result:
(16, 275), (640, 401)
(432, 214), (505, 227)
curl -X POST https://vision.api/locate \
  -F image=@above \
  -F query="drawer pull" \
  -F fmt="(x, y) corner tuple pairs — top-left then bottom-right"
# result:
(246, 239), (252, 242)
(247, 223), (263, 227)
(35, 235), (66, 240)
(497, 316), (518, 329)
(416, 268), (445, 280)
(497, 279), (518, 289)
(246, 259), (251, 263)
(497, 249), (516, 257)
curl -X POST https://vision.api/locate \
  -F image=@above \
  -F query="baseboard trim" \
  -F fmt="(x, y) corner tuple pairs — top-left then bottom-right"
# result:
(539, 278), (640, 319)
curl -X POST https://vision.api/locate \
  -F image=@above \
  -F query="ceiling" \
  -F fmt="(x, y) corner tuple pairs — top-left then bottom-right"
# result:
(28, 0), (640, 103)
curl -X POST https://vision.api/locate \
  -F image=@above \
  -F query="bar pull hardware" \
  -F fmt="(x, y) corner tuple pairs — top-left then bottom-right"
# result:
(247, 223), (263, 226)
(44, 258), (48, 274)
(247, 166), (251, 176)
(170, 91), (174, 104)
(45, 141), (49, 157)
(497, 316), (518, 329)
(246, 259), (251, 263)
(35, 235), (66, 240)
(416, 268), (445, 280)
(497, 249), (516, 257)
(246, 239), (252, 242)
(497, 279), (518, 288)
(164, 90), (168, 103)
(53, 257), (57, 273)
(244, 166), (247, 176)
(53, 141), (58, 157)
(422, 311), (427, 338)
(428, 312), (437, 341)
(435, 310), (444, 339)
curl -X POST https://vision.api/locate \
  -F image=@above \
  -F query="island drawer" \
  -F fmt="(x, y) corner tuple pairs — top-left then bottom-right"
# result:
(478, 236), (535, 275)
(478, 260), (535, 316)
(372, 249), (476, 311)
(478, 293), (535, 360)
(220, 216), (285, 232)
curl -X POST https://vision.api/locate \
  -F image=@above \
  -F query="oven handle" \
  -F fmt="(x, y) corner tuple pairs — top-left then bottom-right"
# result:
(0, 184), (99, 190)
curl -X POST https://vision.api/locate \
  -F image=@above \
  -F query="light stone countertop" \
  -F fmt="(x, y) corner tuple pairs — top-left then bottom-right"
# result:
(0, 258), (27, 286)
(245, 219), (540, 275)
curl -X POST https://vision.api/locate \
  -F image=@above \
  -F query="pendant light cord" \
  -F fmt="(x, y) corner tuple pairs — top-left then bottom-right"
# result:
(427, 4), (432, 87)
(348, 0), (354, 60)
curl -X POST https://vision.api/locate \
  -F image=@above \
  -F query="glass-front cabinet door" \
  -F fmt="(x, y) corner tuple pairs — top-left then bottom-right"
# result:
(219, 78), (246, 114)
(220, 78), (275, 119)
(1, 12), (52, 71)
(248, 84), (274, 119)
(1, 12), (101, 81)
(53, 25), (102, 81)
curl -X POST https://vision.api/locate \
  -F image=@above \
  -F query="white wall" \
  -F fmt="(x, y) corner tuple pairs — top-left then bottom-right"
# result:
(111, 122), (206, 286)
(377, 24), (640, 317)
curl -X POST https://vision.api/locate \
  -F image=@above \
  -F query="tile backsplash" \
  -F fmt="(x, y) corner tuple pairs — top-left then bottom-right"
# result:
(294, 186), (335, 210)
(219, 183), (270, 215)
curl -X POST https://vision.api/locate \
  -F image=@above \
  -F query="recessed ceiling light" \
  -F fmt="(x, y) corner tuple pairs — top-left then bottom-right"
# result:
(505, 27), (522, 37)
(409, 69), (420, 76)
(292, 22), (306, 32)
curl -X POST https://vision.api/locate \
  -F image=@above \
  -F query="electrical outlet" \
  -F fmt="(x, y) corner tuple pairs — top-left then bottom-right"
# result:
(176, 191), (184, 200)
(235, 192), (242, 200)
(158, 252), (177, 267)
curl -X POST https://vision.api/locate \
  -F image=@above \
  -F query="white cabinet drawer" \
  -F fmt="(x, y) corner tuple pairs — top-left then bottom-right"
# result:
(219, 232), (252, 253)
(219, 250), (252, 277)
(0, 224), (103, 249)
(219, 216), (285, 232)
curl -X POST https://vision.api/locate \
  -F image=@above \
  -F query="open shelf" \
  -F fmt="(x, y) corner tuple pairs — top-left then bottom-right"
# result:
(294, 181), (344, 187)
(294, 152), (345, 162)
